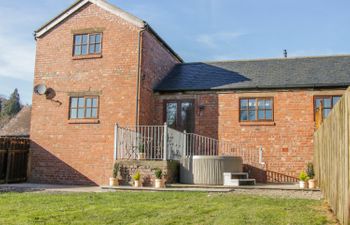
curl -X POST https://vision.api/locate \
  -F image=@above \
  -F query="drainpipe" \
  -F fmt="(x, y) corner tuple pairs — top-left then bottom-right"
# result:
(135, 28), (145, 127)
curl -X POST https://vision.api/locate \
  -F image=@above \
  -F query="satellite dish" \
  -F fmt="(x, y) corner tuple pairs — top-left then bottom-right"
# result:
(34, 84), (47, 95)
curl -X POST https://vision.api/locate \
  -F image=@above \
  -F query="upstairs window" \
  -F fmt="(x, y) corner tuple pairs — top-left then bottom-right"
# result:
(69, 96), (99, 119)
(314, 96), (341, 118)
(240, 97), (274, 122)
(73, 33), (102, 56)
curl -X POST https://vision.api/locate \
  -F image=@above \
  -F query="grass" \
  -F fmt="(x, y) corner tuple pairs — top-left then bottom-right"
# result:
(0, 191), (334, 225)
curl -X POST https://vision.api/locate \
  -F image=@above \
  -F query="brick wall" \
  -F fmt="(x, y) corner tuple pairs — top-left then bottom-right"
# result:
(139, 31), (180, 125)
(116, 160), (179, 186)
(30, 3), (141, 185)
(155, 89), (345, 181)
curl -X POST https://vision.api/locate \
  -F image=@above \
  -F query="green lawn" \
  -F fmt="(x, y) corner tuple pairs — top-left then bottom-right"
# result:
(0, 191), (333, 225)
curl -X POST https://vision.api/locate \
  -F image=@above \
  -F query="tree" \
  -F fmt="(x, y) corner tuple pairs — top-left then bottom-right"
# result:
(1, 89), (22, 117)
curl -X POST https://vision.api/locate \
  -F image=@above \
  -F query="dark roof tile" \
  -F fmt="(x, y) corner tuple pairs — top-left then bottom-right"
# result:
(155, 55), (350, 92)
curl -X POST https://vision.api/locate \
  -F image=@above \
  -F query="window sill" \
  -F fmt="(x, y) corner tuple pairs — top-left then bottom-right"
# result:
(73, 54), (102, 60)
(240, 121), (276, 126)
(68, 119), (100, 124)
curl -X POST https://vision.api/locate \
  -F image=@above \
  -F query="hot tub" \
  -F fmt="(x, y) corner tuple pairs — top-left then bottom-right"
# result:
(180, 156), (243, 185)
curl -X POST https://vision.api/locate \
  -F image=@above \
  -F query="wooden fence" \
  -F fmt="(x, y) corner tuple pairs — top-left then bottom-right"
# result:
(0, 136), (30, 184)
(314, 88), (350, 225)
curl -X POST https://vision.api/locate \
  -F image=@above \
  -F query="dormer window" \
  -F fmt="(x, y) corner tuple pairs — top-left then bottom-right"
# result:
(73, 33), (102, 56)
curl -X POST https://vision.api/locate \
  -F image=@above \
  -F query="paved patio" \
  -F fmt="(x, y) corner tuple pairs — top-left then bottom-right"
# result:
(0, 183), (322, 200)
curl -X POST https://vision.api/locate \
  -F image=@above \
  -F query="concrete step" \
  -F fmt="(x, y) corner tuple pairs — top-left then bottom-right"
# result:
(224, 179), (256, 187)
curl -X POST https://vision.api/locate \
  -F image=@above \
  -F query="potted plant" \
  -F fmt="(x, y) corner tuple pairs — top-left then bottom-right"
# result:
(138, 143), (145, 160)
(154, 168), (163, 188)
(298, 171), (308, 189)
(109, 162), (120, 186)
(306, 162), (316, 189)
(133, 171), (141, 187)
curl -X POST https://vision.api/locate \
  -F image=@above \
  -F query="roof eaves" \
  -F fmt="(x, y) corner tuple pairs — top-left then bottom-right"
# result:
(34, 0), (146, 39)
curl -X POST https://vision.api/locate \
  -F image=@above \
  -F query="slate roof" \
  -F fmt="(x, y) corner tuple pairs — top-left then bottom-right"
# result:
(0, 106), (31, 137)
(155, 55), (350, 92)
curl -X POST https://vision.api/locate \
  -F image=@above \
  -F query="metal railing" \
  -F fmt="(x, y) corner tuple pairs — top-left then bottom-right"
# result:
(114, 123), (264, 167)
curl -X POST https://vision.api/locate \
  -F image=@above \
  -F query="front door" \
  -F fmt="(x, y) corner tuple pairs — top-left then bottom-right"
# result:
(165, 100), (195, 133)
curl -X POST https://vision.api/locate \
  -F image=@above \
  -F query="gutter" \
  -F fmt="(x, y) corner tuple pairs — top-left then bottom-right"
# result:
(135, 28), (145, 126)
(154, 83), (350, 93)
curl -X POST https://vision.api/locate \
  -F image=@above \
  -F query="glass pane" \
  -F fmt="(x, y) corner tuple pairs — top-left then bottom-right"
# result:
(81, 45), (88, 55)
(240, 99), (248, 110)
(92, 98), (98, 107)
(85, 108), (92, 118)
(74, 46), (81, 56)
(315, 99), (322, 108)
(265, 100), (272, 109)
(78, 108), (84, 118)
(258, 100), (265, 109)
(180, 102), (194, 132)
(89, 35), (96, 44)
(70, 109), (77, 119)
(86, 98), (92, 107)
(91, 108), (98, 118)
(248, 99), (256, 110)
(78, 98), (85, 107)
(266, 110), (272, 120)
(95, 34), (101, 43)
(323, 98), (331, 108)
(74, 35), (81, 44)
(332, 96), (341, 106)
(240, 110), (248, 121)
(89, 45), (95, 54)
(70, 97), (78, 108)
(95, 44), (101, 53)
(166, 103), (177, 127)
(82, 35), (88, 44)
(258, 110), (265, 120)
(323, 109), (331, 118)
(248, 110), (256, 121)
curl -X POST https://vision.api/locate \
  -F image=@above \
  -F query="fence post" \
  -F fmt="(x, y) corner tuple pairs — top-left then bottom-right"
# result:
(183, 130), (187, 157)
(114, 123), (119, 160)
(5, 149), (11, 183)
(163, 123), (168, 161)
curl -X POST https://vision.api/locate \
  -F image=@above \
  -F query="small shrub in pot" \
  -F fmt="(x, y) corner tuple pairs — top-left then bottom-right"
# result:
(133, 171), (141, 188)
(298, 171), (308, 189)
(109, 163), (120, 186)
(154, 168), (163, 188)
(306, 163), (316, 189)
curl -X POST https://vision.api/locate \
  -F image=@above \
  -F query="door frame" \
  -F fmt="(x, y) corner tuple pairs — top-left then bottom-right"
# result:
(163, 99), (195, 133)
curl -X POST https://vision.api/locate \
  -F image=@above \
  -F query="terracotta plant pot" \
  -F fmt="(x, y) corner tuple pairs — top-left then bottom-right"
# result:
(299, 181), (305, 189)
(308, 179), (316, 189)
(155, 179), (162, 188)
(109, 177), (118, 186)
(134, 180), (141, 188)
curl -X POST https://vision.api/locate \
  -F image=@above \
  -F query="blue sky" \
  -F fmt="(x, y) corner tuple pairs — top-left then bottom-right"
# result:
(1, 0), (350, 104)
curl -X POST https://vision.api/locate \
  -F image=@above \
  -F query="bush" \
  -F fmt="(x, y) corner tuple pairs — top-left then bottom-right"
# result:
(133, 171), (141, 181)
(299, 171), (308, 182)
(112, 163), (120, 178)
(154, 168), (163, 179)
(306, 163), (315, 179)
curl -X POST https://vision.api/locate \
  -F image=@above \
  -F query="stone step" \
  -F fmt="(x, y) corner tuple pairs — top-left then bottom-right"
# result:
(224, 179), (256, 187)
(229, 172), (249, 179)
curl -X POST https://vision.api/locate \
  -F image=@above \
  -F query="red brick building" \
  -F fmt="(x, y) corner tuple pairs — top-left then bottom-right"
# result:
(30, 0), (350, 185)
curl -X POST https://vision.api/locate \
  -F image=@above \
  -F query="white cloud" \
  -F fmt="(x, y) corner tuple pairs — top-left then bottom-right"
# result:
(196, 31), (246, 49)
